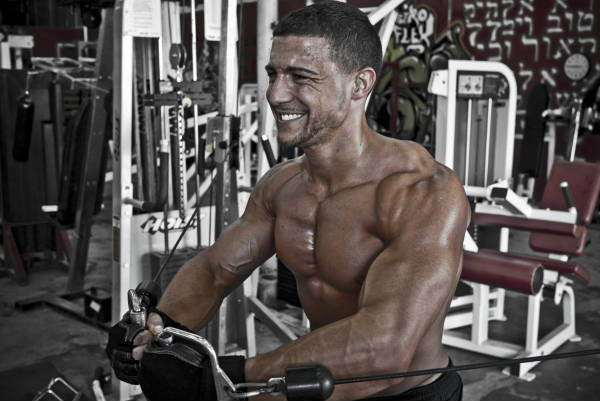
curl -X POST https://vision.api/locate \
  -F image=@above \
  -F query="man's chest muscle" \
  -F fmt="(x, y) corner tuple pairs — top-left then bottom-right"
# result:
(273, 181), (385, 292)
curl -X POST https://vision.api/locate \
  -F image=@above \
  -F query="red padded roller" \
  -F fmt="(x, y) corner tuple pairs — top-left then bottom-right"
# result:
(472, 213), (580, 237)
(462, 250), (543, 295)
(478, 249), (590, 284)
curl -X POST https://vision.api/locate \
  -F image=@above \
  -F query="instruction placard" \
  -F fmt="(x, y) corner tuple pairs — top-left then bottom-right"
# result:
(123, 0), (162, 38)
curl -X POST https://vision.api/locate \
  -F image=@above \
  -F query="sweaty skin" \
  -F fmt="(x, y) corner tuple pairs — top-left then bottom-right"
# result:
(133, 36), (470, 400)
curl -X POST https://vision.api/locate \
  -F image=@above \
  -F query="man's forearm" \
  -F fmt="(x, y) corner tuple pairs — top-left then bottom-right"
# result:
(245, 309), (408, 400)
(157, 252), (228, 331)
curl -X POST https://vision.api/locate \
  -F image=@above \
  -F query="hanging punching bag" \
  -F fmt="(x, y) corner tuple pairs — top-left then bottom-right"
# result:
(12, 91), (35, 162)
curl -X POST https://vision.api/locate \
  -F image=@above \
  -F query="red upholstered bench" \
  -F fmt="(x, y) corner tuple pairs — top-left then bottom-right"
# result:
(462, 250), (543, 294)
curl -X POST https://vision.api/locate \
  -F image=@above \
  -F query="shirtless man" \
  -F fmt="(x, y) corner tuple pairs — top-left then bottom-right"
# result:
(106, 2), (470, 400)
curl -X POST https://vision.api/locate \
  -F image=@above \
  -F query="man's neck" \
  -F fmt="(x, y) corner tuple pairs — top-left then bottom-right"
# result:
(301, 117), (375, 194)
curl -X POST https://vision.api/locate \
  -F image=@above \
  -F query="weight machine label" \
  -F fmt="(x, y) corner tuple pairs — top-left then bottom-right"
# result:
(123, 0), (162, 38)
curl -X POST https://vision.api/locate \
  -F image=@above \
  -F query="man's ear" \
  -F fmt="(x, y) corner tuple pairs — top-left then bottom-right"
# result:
(351, 67), (377, 99)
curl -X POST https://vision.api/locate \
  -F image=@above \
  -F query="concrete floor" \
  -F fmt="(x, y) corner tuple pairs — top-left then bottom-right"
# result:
(0, 195), (599, 401)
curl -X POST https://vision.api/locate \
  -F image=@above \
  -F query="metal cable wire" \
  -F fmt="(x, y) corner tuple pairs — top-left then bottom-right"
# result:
(334, 348), (600, 385)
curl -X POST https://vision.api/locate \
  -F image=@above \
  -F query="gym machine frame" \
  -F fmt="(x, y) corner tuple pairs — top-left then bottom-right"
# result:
(429, 60), (585, 381)
(112, 0), (268, 398)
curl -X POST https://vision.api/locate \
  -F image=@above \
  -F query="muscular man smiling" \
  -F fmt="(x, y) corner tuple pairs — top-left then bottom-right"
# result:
(108, 2), (470, 400)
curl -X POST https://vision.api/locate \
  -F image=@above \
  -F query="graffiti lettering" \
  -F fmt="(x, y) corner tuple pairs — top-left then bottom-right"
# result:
(542, 36), (552, 59)
(518, 0), (533, 14)
(558, 38), (574, 56)
(578, 37), (597, 53)
(565, 12), (574, 31)
(464, 3), (476, 20)
(485, 1), (499, 19)
(393, 2), (435, 55)
(523, 16), (533, 36)
(486, 19), (502, 42)
(521, 36), (539, 62)
(489, 42), (502, 61)
(372, 0), (470, 142)
(551, 0), (568, 13)
(501, 0), (515, 36)
(466, 21), (484, 50)
(547, 15), (563, 34)
(459, 0), (597, 135)
(577, 11), (594, 32)
(518, 62), (533, 92)
(541, 68), (558, 87)
(504, 40), (512, 59)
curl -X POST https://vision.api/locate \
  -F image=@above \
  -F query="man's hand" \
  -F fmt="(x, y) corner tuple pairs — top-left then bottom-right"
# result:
(132, 312), (165, 361)
(106, 309), (180, 384)
(105, 312), (148, 384)
(133, 311), (246, 401)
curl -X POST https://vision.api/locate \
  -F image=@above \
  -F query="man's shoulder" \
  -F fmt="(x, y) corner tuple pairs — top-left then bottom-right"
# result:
(375, 139), (456, 192)
(252, 157), (304, 202)
(374, 140), (467, 230)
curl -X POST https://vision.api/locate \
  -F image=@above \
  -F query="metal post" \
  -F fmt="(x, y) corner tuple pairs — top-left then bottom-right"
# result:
(205, 0), (249, 355)
(471, 284), (489, 345)
(218, 0), (239, 117)
(112, 2), (136, 399)
(190, 0), (203, 249)
(257, 0), (277, 177)
(67, 9), (113, 292)
(464, 99), (473, 186)
(525, 292), (541, 353)
(484, 98), (493, 187)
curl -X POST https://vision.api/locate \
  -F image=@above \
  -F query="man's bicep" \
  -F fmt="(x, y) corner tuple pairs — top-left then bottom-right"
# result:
(359, 178), (469, 333)
(359, 226), (463, 314)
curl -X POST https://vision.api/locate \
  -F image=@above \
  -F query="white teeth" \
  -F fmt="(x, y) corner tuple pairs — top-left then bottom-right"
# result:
(280, 113), (303, 121)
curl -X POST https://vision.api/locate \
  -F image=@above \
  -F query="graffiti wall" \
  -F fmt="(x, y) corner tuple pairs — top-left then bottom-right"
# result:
(371, 0), (599, 149)
(369, 1), (470, 143)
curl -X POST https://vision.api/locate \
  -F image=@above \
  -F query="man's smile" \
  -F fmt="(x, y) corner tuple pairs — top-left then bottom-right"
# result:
(280, 112), (305, 121)
(275, 110), (307, 122)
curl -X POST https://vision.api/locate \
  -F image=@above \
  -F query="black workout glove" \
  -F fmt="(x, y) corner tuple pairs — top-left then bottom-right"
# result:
(139, 336), (246, 401)
(105, 312), (145, 384)
(105, 307), (191, 385)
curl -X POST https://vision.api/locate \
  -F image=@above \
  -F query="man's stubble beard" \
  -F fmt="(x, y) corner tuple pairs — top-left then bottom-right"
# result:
(279, 124), (319, 152)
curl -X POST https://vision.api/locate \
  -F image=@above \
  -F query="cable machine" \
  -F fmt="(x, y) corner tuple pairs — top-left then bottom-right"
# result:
(112, 0), (259, 398)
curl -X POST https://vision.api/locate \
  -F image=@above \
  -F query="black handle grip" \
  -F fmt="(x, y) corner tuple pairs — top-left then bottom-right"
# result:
(560, 181), (581, 224)
(285, 365), (334, 401)
(260, 135), (277, 168)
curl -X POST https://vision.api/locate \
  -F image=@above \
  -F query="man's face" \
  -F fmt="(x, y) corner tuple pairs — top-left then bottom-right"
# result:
(265, 36), (353, 148)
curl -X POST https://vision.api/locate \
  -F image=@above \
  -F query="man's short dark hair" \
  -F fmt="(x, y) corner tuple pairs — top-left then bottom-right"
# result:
(273, 1), (382, 76)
